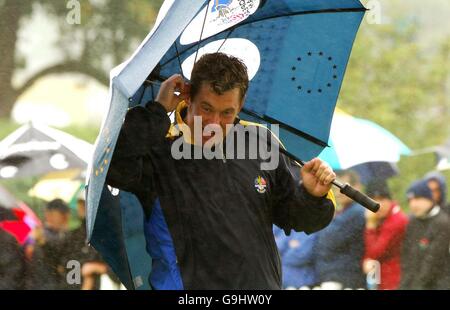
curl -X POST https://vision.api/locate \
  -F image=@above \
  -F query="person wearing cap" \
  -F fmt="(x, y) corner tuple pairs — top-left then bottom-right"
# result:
(400, 179), (450, 290)
(0, 225), (25, 289)
(26, 199), (71, 289)
(363, 180), (408, 290)
(424, 171), (450, 215)
(62, 191), (111, 290)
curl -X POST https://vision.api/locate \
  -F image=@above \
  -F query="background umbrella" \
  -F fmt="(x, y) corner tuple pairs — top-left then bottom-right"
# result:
(86, 0), (370, 289)
(0, 122), (93, 179)
(350, 162), (400, 185)
(28, 169), (85, 204)
(432, 138), (450, 171)
(319, 109), (411, 184)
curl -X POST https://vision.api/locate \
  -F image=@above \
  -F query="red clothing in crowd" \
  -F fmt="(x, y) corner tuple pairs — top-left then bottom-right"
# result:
(364, 203), (409, 290)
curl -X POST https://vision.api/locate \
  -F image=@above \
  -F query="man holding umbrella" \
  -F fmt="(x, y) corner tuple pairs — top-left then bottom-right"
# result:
(107, 53), (336, 289)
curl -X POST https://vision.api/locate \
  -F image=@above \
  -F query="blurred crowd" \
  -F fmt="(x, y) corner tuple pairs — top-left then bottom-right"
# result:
(1, 170), (450, 290)
(275, 170), (450, 290)
(0, 193), (119, 290)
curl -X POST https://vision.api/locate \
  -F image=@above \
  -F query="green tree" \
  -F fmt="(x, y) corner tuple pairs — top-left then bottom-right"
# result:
(339, 12), (450, 205)
(0, 0), (163, 117)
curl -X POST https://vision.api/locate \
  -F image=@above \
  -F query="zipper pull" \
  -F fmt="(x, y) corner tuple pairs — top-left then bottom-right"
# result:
(222, 143), (227, 163)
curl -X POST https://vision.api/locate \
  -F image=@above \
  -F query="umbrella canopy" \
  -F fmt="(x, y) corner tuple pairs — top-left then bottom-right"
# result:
(0, 122), (93, 179)
(0, 184), (18, 210)
(350, 161), (400, 185)
(433, 139), (450, 171)
(28, 169), (84, 203)
(437, 158), (450, 171)
(319, 110), (411, 177)
(86, 0), (366, 289)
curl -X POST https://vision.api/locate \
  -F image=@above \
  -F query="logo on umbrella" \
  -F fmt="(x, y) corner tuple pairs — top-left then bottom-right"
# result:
(211, 0), (259, 25)
(254, 176), (267, 194)
(211, 0), (233, 13)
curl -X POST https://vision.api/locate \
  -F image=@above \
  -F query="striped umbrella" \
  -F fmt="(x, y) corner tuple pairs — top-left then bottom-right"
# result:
(319, 110), (410, 182)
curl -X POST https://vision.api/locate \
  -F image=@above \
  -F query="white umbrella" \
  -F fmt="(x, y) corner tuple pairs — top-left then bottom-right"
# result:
(319, 110), (410, 180)
(0, 122), (93, 179)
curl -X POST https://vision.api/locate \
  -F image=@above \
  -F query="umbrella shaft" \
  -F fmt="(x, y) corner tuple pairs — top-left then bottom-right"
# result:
(279, 148), (379, 212)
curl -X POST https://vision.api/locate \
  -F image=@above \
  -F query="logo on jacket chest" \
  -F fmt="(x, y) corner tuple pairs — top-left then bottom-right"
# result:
(418, 237), (430, 250)
(254, 176), (267, 194)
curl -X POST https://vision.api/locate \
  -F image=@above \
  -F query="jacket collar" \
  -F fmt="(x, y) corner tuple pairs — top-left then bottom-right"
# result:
(166, 100), (241, 145)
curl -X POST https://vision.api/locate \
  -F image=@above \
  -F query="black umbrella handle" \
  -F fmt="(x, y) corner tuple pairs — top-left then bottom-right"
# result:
(333, 181), (380, 213)
(279, 148), (380, 213)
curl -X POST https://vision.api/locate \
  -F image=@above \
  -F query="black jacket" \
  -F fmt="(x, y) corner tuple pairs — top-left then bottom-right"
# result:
(61, 220), (105, 290)
(26, 228), (70, 290)
(0, 229), (25, 289)
(400, 206), (450, 290)
(106, 101), (335, 289)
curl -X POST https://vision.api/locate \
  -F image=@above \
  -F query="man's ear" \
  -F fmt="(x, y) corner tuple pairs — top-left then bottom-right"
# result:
(185, 96), (192, 113)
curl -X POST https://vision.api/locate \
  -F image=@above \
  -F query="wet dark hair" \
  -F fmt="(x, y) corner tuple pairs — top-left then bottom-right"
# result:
(190, 52), (249, 101)
(46, 199), (70, 214)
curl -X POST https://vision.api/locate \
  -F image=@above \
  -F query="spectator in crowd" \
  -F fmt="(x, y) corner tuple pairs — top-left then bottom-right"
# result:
(274, 226), (318, 289)
(0, 226), (25, 289)
(400, 179), (450, 290)
(424, 171), (450, 214)
(26, 199), (71, 289)
(363, 180), (408, 290)
(62, 192), (110, 290)
(314, 170), (366, 289)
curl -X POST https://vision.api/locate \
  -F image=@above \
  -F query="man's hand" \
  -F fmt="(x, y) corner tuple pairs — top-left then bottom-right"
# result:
(301, 158), (335, 197)
(155, 74), (190, 112)
(30, 227), (45, 246)
(81, 262), (108, 277)
(362, 258), (378, 274)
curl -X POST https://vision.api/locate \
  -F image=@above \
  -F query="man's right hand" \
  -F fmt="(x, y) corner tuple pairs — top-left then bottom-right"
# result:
(155, 74), (190, 112)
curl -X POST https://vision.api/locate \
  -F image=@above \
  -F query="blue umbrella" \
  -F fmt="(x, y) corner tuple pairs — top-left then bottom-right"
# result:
(318, 110), (411, 184)
(86, 0), (367, 289)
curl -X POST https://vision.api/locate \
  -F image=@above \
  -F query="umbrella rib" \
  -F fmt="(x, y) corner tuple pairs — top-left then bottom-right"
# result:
(193, 0), (211, 66)
(236, 7), (367, 28)
(216, 27), (235, 53)
(160, 7), (367, 68)
(174, 42), (184, 76)
(240, 108), (329, 148)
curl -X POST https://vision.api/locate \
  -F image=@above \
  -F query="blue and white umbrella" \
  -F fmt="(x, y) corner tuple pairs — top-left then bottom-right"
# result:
(319, 110), (411, 182)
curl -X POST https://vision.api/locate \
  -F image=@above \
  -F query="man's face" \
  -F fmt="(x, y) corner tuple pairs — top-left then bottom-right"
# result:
(185, 83), (243, 145)
(334, 174), (359, 209)
(373, 196), (392, 220)
(44, 210), (69, 232)
(408, 197), (434, 218)
(427, 179), (441, 204)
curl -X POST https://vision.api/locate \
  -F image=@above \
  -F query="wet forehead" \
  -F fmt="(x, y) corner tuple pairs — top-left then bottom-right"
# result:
(196, 83), (241, 111)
